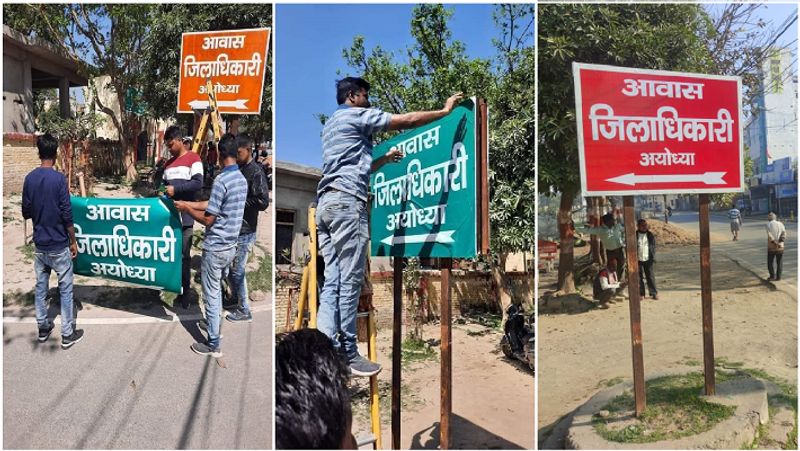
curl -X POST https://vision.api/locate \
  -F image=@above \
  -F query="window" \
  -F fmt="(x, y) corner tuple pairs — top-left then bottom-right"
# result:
(276, 209), (296, 265)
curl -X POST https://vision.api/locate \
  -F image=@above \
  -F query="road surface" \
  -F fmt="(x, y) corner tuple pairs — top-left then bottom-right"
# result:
(670, 211), (797, 290)
(3, 310), (272, 449)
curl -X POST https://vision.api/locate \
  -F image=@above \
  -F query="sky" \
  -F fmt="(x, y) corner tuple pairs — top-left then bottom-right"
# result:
(275, 3), (512, 168)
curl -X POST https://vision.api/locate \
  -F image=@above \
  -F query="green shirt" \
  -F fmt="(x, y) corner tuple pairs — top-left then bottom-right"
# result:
(576, 223), (625, 250)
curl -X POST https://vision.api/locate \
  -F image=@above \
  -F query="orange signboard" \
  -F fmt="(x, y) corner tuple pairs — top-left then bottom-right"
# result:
(178, 28), (271, 115)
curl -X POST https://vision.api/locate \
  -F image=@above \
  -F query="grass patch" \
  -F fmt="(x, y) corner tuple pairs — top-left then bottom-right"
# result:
(593, 372), (736, 443)
(461, 309), (503, 331)
(399, 337), (437, 366)
(17, 243), (35, 264)
(596, 376), (624, 389)
(246, 252), (272, 292)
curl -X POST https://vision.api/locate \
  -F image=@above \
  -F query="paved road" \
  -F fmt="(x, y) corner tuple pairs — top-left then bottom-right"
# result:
(3, 310), (272, 449)
(670, 211), (797, 289)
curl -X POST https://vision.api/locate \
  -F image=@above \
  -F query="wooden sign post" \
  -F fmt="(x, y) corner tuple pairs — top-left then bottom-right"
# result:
(699, 194), (715, 395)
(623, 196), (646, 415)
(392, 256), (403, 450)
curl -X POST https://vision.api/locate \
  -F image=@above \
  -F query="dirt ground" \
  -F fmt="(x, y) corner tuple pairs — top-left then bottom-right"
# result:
(2, 181), (272, 311)
(538, 238), (797, 446)
(348, 321), (534, 449)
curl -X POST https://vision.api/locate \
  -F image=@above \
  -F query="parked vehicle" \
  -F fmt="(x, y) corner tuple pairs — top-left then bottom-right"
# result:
(500, 303), (535, 372)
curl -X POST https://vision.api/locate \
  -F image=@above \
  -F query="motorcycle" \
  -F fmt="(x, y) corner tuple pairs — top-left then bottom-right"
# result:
(500, 304), (535, 372)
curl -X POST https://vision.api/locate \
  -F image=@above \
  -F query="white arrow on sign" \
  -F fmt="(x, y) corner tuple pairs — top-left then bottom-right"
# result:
(381, 231), (455, 246)
(606, 172), (727, 186)
(188, 99), (249, 110)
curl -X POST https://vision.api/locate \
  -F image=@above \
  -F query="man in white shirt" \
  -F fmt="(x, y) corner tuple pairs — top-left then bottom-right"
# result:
(766, 213), (786, 281)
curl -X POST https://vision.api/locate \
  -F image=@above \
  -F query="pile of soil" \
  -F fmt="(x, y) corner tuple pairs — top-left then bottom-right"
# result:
(644, 220), (700, 245)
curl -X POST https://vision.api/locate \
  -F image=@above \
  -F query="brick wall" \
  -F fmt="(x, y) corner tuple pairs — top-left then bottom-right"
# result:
(275, 269), (533, 333)
(3, 134), (39, 194)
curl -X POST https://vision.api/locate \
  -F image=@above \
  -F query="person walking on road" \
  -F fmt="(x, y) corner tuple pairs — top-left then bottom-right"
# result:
(765, 212), (786, 281)
(728, 204), (743, 241)
(577, 212), (625, 281)
(22, 133), (84, 349)
(175, 134), (247, 358)
(316, 76), (463, 377)
(636, 219), (658, 300)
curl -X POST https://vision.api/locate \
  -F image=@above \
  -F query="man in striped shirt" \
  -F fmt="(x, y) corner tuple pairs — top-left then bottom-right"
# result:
(316, 76), (463, 377)
(175, 133), (247, 358)
(162, 126), (204, 307)
(728, 205), (742, 241)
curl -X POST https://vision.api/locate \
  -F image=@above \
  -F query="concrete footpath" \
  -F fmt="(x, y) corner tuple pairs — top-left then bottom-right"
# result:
(3, 305), (273, 449)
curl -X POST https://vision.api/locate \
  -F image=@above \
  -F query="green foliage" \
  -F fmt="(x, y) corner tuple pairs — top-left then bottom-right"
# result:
(141, 4), (273, 142)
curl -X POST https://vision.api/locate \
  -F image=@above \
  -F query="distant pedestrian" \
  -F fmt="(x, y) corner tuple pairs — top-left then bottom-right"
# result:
(577, 212), (625, 280)
(728, 205), (742, 241)
(22, 133), (84, 349)
(765, 213), (786, 281)
(636, 219), (658, 300)
(592, 259), (621, 309)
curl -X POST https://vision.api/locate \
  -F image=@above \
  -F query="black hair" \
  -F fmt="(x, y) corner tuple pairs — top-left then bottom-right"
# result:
(236, 133), (254, 151)
(36, 133), (58, 160)
(164, 125), (183, 142)
(602, 213), (614, 224)
(336, 77), (370, 105)
(218, 133), (239, 160)
(275, 329), (351, 450)
(637, 219), (647, 225)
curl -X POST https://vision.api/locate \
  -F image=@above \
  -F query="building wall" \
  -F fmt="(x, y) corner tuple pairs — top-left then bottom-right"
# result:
(2, 54), (34, 134)
(274, 169), (319, 267)
(275, 270), (533, 333)
(3, 135), (39, 193)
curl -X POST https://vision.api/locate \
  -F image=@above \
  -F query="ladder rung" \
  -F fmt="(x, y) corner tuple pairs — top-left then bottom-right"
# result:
(356, 434), (377, 447)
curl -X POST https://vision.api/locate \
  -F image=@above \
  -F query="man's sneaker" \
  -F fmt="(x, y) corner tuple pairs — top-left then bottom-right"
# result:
(226, 309), (252, 323)
(61, 329), (84, 349)
(191, 342), (223, 358)
(349, 354), (382, 377)
(38, 323), (54, 343)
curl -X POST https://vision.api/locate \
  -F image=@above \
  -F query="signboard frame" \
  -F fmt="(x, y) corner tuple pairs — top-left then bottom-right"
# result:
(573, 62), (745, 197)
(177, 27), (271, 115)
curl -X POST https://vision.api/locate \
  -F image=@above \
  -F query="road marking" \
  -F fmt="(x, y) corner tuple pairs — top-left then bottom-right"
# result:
(3, 303), (273, 326)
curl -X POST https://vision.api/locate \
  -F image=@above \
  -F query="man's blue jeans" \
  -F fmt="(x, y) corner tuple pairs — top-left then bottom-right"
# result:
(227, 232), (256, 314)
(201, 246), (236, 349)
(34, 246), (74, 337)
(315, 190), (368, 360)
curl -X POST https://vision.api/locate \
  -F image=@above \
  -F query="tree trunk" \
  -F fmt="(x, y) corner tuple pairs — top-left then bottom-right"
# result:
(557, 189), (577, 294)
(492, 252), (514, 322)
(589, 197), (601, 264)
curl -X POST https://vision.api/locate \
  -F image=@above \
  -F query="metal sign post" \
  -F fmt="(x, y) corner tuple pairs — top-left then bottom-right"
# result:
(391, 256), (403, 450)
(440, 258), (453, 449)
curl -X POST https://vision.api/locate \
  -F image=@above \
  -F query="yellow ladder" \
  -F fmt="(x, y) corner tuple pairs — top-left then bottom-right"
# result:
(190, 78), (224, 153)
(294, 205), (383, 449)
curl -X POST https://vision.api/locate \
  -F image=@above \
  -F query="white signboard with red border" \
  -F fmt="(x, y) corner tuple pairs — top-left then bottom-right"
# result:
(573, 63), (744, 196)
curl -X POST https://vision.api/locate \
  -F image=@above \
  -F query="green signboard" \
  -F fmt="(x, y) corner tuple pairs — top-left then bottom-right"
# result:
(370, 98), (479, 258)
(72, 196), (183, 293)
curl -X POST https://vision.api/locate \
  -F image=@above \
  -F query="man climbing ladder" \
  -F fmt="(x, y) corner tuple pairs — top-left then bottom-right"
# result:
(315, 76), (462, 377)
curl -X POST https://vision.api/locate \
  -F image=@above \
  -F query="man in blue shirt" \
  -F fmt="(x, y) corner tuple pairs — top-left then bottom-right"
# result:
(22, 133), (84, 349)
(176, 134), (247, 358)
(317, 76), (462, 376)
